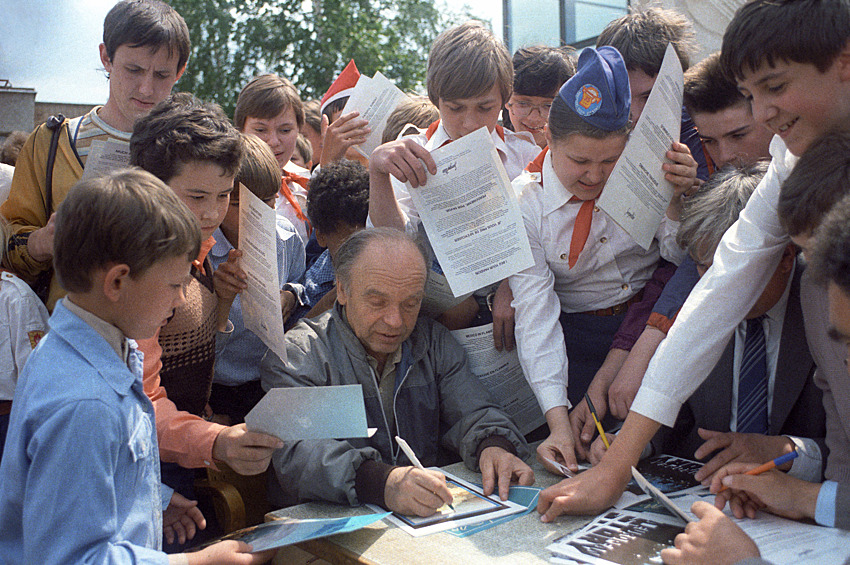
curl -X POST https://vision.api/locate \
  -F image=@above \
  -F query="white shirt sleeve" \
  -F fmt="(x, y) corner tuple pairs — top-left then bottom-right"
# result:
(509, 182), (571, 414)
(632, 137), (797, 427)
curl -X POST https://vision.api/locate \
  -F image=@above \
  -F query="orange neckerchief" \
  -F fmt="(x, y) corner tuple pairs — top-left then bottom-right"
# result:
(525, 146), (593, 269)
(192, 236), (216, 276)
(279, 172), (312, 235)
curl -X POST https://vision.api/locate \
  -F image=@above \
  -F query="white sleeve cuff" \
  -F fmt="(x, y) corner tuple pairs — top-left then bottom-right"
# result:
(630, 386), (684, 428)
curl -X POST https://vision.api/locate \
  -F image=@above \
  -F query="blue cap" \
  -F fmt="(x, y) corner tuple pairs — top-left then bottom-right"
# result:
(559, 46), (630, 131)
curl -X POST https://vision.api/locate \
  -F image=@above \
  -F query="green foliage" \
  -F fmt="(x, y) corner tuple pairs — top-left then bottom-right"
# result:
(170, 0), (464, 117)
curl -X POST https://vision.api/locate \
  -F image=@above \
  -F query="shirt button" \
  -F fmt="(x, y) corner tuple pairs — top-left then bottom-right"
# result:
(594, 206), (600, 212)
(560, 253), (568, 261)
(621, 283), (629, 290)
(600, 237), (608, 243)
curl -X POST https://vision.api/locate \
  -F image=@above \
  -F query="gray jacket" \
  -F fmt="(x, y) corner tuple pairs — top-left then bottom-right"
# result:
(260, 303), (530, 507)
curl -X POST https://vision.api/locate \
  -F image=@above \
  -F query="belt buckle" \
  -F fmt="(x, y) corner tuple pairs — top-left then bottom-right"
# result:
(611, 302), (628, 316)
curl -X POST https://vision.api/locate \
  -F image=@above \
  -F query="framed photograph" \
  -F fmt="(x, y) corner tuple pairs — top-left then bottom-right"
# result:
(371, 469), (526, 537)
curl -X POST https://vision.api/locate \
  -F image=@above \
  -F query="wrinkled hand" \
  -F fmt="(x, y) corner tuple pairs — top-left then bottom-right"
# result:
(186, 540), (275, 565)
(384, 466), (454, 517)
(491, 280), (516, 351)
(537, 459), (632, 522)
(163, 492), (206, 545)
(537, 418), (579, 475)
(693, 429), (794, 484)
(212, 424), (283, 475)
(214, 249), (248, 303)
(710, 462), (821, 521)
(370, 138), (436, 188)
(27, 213), (56, 263)
(479, 446), (535, 500)
(660, 501), (759, 565)
(320, 111), (371, 166)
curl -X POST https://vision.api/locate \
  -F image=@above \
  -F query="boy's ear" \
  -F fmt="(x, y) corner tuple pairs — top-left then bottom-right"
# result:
(838, 39), (850, 81)
(99, 43), (112, 72)
(315, 229), (327, 248)
(102, 263), (132, 303)
(780, 243), (797, 272)
(544, 125), (552, 146)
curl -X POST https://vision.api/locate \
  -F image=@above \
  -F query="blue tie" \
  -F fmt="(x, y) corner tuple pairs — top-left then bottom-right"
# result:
(737, 316), (768, 434)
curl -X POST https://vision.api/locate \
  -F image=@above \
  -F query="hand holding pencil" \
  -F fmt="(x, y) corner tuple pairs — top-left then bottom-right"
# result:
(708, 453), (822, 521)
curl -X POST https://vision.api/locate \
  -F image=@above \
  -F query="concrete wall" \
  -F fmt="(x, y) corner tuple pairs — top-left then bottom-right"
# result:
(0, 86), (36, 140)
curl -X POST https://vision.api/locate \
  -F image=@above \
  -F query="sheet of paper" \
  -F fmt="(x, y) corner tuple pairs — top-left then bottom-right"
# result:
(370, 468), (526, 537)
(449, 323), (544, 436)
(407, 127), (534, 296)
(245, 384), (369, 441)
(630, 467), (693, 523)
(79, 139), (131, 181)
(192, 511), (391, 553)
(639, 491), (850, 565)
(343, 71), (408, 158)
(237, 183), (287, 364)
(597, 43), (683, 250)
(548, 509), (684, 565)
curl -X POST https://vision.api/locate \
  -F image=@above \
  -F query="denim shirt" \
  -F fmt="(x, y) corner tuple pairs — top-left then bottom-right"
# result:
(0, 301), (168, 564)
(211, 217), (306, 386)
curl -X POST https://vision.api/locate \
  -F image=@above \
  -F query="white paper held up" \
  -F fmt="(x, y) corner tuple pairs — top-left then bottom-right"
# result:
(597, 43), (683, 249)
(245, 384), (370, 441)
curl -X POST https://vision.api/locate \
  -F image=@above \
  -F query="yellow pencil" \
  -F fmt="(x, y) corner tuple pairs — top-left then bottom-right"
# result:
(584, 393), (611, 449)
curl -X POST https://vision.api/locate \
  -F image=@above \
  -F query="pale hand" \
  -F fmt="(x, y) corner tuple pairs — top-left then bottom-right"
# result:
(163, 491), (206, 545)
(660, 501), (759, 565)
(212, 424), (283, 475)
(693, 428), (795, 483)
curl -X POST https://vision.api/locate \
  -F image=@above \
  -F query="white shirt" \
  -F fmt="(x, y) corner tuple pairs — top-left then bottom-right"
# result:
(509, 151), (684, 414)
(633, 135), (798, 427)
(0, 271), (49, 400)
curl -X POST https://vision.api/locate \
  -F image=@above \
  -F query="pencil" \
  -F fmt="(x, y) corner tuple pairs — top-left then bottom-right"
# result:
(717, 450), (799, 492)
(395, 435), (455, 510)
(584, 393), (610, 449)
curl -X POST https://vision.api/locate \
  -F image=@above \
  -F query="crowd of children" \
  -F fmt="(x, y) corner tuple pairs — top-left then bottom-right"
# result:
(2, 0), (850, 564)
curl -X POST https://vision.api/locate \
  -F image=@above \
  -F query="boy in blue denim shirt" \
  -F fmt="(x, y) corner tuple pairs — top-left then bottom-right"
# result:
(0, 170), (269, 564)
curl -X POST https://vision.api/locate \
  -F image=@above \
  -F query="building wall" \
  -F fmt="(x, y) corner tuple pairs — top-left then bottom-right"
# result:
(0, 87), (36, 140)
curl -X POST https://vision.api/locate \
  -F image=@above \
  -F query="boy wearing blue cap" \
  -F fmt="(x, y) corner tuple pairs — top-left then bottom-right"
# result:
(508, 46), (696, 474)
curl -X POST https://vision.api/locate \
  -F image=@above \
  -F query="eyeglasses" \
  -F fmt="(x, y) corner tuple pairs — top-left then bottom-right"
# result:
(507, 100), (553, 118)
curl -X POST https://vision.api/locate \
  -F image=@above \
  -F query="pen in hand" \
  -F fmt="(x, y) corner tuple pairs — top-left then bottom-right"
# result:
(584, 393), (611, 450)
(395, 435), (455, 510)
(717, 450), (799, 492)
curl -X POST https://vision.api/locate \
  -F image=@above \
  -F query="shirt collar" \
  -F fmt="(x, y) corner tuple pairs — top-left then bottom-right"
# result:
(541, 150), (587, 216)
(424, 121), (508, 160)
(62, 297), (129, 363)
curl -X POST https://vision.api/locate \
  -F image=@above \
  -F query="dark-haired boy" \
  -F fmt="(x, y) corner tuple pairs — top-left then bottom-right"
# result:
(2, 0), (190, 310)
(538, 0), (850, 521)
(299, 159), (369, 319)
(684, 52), (774, 169)
(504, 46), (575, 148)
(0, 170), (267, 564)
(130, 94), (282, 492)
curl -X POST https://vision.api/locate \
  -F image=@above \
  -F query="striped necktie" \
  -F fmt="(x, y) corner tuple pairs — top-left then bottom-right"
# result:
(737, 316), (768, 434)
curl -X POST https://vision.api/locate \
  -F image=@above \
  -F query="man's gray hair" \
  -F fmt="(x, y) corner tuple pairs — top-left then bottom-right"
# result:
(334, 227), (429, 287)
(676, 161), (768, 261)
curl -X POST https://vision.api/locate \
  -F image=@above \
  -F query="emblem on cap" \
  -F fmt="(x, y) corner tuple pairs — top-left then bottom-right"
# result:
(575, 85), (602, 116)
